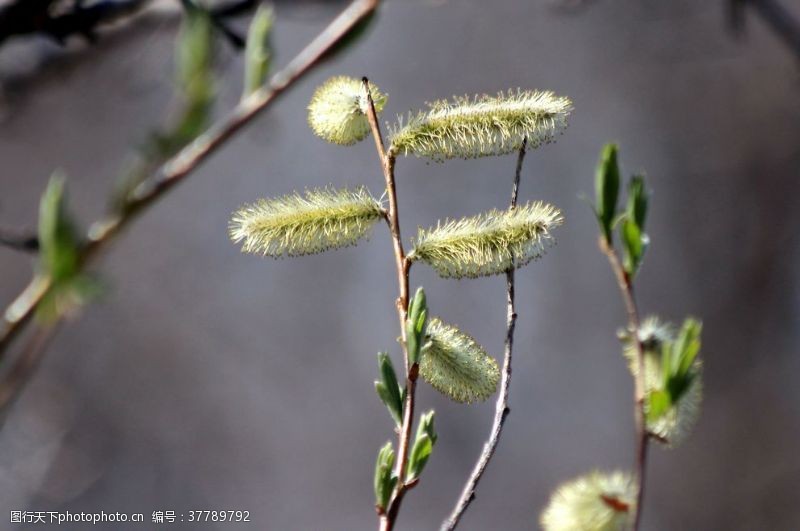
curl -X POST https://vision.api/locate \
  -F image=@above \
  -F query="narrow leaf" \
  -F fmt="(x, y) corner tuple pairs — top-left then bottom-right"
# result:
(374, 442), (396, 511)
(242, 5), (274, 98)
(406, 434), (433, 480)
(595, 143), (620, 243)
(38, 174), (79, 283)
(376, 352), (403, 426)
(626, 175), (649, 230)
(405, 287), (428, 366)
(621, 218), (645, 277)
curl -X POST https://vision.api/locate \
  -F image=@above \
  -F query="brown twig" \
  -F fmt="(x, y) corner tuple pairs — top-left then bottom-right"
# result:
(598, 237), (648, 531)
(0, 226), (38, 253)
(0, 0), (380, 362)
(362, 78), (415, 531)
(441, 138), (527, 531)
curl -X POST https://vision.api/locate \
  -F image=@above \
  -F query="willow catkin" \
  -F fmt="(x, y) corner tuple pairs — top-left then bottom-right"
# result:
(389, 89), (572, 160)
(419, 317), (500, 403)
(229, 186), (385, 257)
(409, 201), (563, 279)
(307, 76), (387, 145)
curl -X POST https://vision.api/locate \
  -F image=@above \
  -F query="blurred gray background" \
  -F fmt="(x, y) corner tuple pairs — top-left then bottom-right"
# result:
(1, 0), (799, 529)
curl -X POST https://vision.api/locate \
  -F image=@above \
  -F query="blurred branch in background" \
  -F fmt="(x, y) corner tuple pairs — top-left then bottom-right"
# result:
(441, 139), (527, 531)
(0, 225), (39, 253)
(729, 0), (800, 60)
(0, 0), (380, 417)
(0, 0), (153, 45)
(0, 0), (260, 49)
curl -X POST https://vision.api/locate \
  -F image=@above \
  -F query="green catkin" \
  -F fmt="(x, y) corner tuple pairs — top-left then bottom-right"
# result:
(540, 471), (635, 531)
(389, 89), (572, 160)
(419, 317), (500, 403)
(409, 201), (563, 279)
(307, 76), (387, 145)
(229, 186), (385, 257)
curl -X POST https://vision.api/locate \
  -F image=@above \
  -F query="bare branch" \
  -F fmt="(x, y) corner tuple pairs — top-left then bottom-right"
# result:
(441, 138), (527, 531)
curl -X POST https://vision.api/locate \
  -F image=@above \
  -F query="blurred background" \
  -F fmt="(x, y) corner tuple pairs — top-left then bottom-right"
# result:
(0, 0), (799, 529)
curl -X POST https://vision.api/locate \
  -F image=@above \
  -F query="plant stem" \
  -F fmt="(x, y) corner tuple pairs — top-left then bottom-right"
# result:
(362, 78), (415, 531)
(441, 138), (527, 531)
(599, 238), (648, 531)
(0, 0), (380, 364)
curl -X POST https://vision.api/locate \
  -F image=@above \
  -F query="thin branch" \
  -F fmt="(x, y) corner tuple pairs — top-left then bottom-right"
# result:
(0, 0), (380, 361)
(362, 78), (415, 531)
(441, 137), (527, 531)
(598, 238), (648, 531)
(0, 226), (38, 253)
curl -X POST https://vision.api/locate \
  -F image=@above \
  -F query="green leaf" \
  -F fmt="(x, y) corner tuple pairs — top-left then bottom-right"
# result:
(647, 389), (672, 422)
(407, 412), (437, 480)
(626, 175), (649, 230)
(38, 174), (80, 283)
(405, 287), (428, 367)
(375, 352), (403, 426)
(418, 409), (437, 445)
(242, 5), (274, 98)
(36, 175), (103, 322)
(664, 319), (702, 402)
(406, 434), (433, 480)
(157, 4), (216, 155)
(374, 441), (396, 511)
(595, 143), (620, 243)
(621, 218), (646, 277)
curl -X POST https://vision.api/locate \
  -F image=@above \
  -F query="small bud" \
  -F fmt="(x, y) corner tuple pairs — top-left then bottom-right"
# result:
(36, 174), (100, 321)
(540, 471), (635, 531)
(374, 442), (397, 512)
(405, 287), (429, 366)
(594, 144), (620, 244)
(307, 76), (387, 145)
(375, 352), (403, 426)
(242, 5), (274, 98)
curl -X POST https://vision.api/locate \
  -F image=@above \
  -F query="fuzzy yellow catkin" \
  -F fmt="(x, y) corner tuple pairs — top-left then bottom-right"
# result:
(229, 186), (385, 257)
(389, 89), (572, 160)
(419, 317), (500, 403)
(307, 76), (387, 145)
(623, 317), (702, 447)
(540, 471), (635, 531)
(409, 201), (563, 279)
